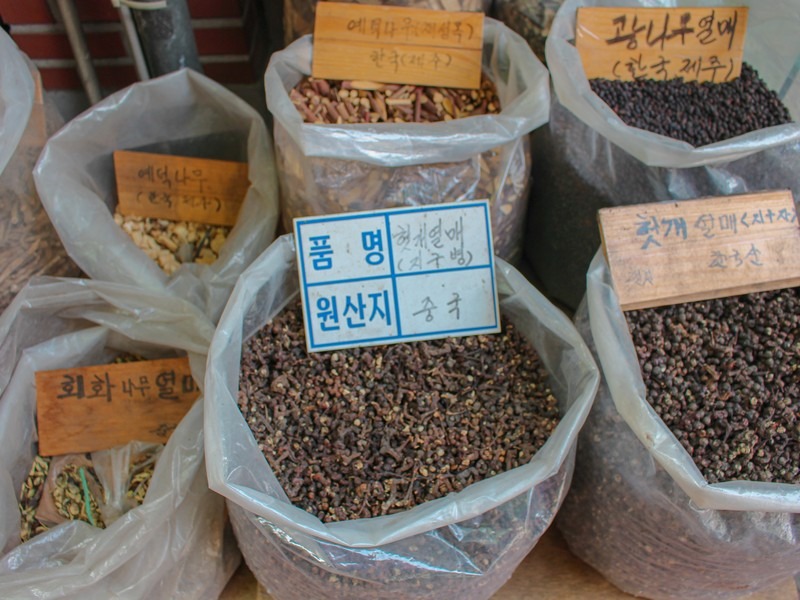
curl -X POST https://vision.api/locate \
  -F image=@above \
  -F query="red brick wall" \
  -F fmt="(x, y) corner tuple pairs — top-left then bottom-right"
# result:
(1, 0), (265, 90)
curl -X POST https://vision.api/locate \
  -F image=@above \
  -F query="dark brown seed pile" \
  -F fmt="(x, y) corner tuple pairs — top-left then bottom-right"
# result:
(626, 288), (800, 484)
(290, 75), (501, 124)
(591, 63), (793, 146)
(238, 300), (560, 523)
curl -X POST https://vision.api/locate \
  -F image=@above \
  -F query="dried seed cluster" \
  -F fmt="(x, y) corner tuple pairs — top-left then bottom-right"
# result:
(114, 210), (229, 274)
(290, 76), (500, 124)
(52, 463), (105, 526)
(238, 300), (560, 523)
(626, 288), (800, 484)
(18, 455), (50, 542)
(591, 63), (793, 146)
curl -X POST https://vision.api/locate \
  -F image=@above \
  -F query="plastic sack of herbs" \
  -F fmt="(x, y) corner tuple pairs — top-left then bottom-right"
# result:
(0, 29), (81, 313)
(204, 234), (599, 600)
(557, 251), (800, 599)
(526, 0), (800, 311)
(265, 18), (549, 265)
(0, 277), (239, 598)
(33, 68), (280, 323)
(283, 0), (492, 45)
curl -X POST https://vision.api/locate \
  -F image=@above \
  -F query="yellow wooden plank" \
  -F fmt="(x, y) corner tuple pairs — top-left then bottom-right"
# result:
(36, 357), (199, 456)
(113, 150), (249, 227)
(576, 6), (748, 83)
(598, 190), (800, 311)
(312, 2), (484, 89)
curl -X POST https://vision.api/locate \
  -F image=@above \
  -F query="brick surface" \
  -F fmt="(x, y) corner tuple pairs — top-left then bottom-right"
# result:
(195, 27), (249, 55)
(1, 0), (54, 24)
(189, 0), (242, 19)
(15, 31), (127, 60)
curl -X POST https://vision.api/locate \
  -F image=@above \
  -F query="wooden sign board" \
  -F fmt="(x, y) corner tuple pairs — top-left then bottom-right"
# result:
(36, 357), (199, 456)
(312, 2), (484, 89)
(598, 190), (800, 311)
(576, 6), (748, 83)
(113, 150), (249, 227)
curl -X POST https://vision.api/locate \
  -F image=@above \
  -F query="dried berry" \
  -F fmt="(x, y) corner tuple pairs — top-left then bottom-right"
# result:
(590, 63), (793, 146)
(238, 300), (560, 523)
(626, 288), (800, 484)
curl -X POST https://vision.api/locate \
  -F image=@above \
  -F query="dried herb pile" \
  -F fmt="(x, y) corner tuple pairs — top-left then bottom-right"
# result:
(238, 300), (560, 523)
(591, 63), (793, 146)
(626, 288), (800, 484)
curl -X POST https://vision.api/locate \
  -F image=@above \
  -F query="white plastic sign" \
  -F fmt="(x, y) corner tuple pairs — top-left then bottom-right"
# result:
(294, 201), (500, 352)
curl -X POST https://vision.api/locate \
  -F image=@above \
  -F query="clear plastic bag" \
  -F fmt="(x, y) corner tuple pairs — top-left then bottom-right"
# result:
(283, 0), (493, 46)
(0, 277), (239, 598)
(526, 0), (800, 310)
(204, 234), (599, 599)
(34, 68), (280, 322)
(557, 251), (800, 599)
(265, 18), (549, 264)
(0, 31), (81, 312)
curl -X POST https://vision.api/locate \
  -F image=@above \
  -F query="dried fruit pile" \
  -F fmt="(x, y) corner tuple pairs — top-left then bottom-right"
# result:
(590, 63), (793, 146)
(626, 288), (800, 484)
(238, 300), (560, 523)
(114, 211), (229, 274)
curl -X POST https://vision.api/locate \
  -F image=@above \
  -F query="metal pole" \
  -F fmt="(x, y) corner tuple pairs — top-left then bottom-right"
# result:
(55, 0), (103, 104)
(131, 0), (202, 76)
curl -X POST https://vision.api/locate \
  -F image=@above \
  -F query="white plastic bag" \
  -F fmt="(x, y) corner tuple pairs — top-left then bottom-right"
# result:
(526, 0), (800, 310)
(0, 277), (240, 598)
(557, 252), (800, 599)
(204, 234), (598, 599)
(0, 31), (80, 312)
(265, 18), (550, 264)
(34, 68), (280, 322)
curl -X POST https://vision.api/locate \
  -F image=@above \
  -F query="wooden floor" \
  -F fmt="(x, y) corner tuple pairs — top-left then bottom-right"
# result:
(220, 526), (798, 599)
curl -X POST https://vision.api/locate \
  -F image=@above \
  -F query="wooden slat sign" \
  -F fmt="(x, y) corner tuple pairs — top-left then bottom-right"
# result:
(576, 6), (748, 83)
(598, 190), (800, 311)
(312, 2), (484, 89)
(36, 357), (199, 456)
(114, 150), (249, 227)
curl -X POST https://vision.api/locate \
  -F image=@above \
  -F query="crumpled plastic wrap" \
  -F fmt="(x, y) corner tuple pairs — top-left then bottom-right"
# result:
(557, 251), (800, 599)
(204, 234), (599, 599)
(0, 277), (239, 599)
(34, 68), (280, 323)
(266, 18), (550, 264)
(526, 0), (800, 310)
(0, 30), (81, 312)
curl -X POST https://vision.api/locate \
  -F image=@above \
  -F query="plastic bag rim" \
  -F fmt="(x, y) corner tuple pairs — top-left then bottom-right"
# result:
(205, 234), (600, 548)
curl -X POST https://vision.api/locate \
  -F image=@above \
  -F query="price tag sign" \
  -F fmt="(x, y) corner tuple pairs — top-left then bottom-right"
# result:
(576, 6), (748, 83)
(598, 190), (800, 311)
(113, 150), (249, 227)
(294, 201), (500, 352)
(36, 357), (199, 456)
(312, 2), (484, 89)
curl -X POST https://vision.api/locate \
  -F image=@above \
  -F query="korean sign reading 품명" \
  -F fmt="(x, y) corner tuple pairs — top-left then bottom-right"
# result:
(294, 201), (500, 352)
(36, 357), (199, 456)
(576, 6), (748, 83)
(312, 2), (484, 89)
(114, 150), (249, 227)
(598, 190), (800, 311)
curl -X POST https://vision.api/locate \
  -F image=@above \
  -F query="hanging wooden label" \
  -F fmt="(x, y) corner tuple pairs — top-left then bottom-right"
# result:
(576, 6), (748, 83)
(36, 357), (199, 456)
(312, 2), (484, 89)
(114, 150), (249, 227)
(598, 190), (800, 310)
